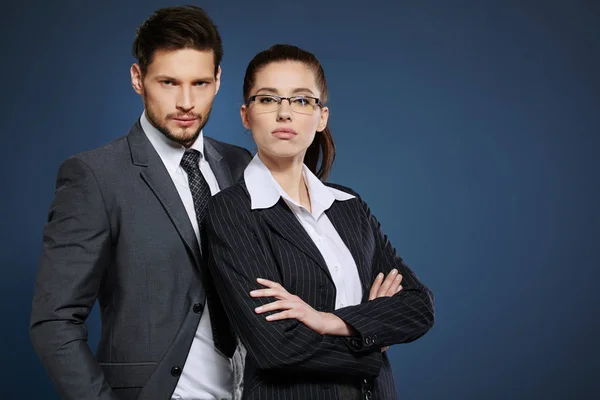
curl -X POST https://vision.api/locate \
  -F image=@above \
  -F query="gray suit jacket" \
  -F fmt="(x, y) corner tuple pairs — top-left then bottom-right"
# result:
(30, 121), (252, 400)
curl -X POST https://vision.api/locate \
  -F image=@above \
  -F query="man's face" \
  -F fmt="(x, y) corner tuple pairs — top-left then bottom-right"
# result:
(131, 48), (221, 147)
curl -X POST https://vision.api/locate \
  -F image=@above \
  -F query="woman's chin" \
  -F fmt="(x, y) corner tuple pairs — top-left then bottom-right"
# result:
(260, 144), (307, 160)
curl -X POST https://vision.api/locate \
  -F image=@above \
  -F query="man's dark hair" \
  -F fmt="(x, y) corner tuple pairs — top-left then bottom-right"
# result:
(132, 5), (223, 76)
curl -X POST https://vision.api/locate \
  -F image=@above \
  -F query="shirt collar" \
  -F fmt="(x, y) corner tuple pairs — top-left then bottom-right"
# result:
(140, 111), (205, 173)
(244, 154), (354, 218)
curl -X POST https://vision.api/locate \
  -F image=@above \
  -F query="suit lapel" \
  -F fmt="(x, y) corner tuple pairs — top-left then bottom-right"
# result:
(204, 137), (233, 189)
(127, 121), (202, 268)
(326, 200), (372, 298)
(259, 200), (334, 285)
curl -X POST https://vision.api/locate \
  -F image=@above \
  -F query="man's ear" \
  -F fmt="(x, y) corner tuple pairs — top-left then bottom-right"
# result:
(130, 63), (144, 95)
(215, 65), (222, 95)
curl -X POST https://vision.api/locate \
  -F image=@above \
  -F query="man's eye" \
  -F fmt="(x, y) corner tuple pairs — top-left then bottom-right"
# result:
(160, 80), (174, 86)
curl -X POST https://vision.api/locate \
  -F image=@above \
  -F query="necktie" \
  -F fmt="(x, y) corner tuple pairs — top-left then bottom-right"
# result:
(180, 149), (212, 237)
(181, 149), (232, 353)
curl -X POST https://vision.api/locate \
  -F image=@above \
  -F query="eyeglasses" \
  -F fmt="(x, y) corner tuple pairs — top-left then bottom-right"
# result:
(246, 94), (323, 115)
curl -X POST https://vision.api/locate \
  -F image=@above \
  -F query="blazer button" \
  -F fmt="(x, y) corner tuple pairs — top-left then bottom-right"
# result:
(170, 366), (182, 377)
(364, 389), (373, 400)
(193, 303), (204, 313)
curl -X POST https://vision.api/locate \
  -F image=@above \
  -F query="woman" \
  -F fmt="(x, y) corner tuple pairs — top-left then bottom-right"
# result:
(206, 44), (434, 400)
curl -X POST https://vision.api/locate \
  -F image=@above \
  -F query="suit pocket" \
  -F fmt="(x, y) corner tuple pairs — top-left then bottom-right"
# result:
(99, 362), (157, 388)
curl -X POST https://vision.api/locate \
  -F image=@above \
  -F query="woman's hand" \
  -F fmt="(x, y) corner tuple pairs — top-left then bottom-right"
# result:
(369, 269), (403, 301)
(251, 269), (403, 343)
(369, 269), (403, 352)
(251, 278), (348, 336)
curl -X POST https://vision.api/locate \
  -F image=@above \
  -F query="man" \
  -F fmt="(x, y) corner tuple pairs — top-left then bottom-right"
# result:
(30, 6), (250, 400)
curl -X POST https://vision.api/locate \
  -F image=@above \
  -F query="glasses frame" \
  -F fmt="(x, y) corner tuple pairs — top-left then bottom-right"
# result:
(245, 94), (324, 114)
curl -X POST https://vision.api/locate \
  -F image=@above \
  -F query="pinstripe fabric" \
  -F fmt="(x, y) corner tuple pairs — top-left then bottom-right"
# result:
(205, 182), (434, 400)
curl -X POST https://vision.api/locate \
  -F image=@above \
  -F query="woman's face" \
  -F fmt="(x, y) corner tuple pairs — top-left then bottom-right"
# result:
(241, 61), (328, 162)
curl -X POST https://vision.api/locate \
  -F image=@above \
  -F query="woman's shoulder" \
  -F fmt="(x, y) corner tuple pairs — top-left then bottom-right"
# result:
(324, 182), (361, 199)
(324, 182), (372, 216)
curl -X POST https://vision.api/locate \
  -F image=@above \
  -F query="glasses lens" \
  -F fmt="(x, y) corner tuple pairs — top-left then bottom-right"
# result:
(251, 95), (319, 115)
(253, 95), (279, 112)
(290, 96), (318, 115)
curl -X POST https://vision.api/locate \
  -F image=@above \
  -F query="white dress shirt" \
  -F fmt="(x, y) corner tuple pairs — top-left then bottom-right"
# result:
(244, 155), (363, 310)
(141, 112), (233, 400)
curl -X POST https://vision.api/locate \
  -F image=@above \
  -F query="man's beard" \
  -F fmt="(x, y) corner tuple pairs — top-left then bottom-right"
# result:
(145, 98), (212, 147)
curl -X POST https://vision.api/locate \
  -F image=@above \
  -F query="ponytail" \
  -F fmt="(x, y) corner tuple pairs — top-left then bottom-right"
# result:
(304, 126), (335, 181)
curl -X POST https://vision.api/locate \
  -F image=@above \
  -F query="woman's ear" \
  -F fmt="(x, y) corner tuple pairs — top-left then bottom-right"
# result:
(240, 104), (251, 130)
(316, 106), (329, 132)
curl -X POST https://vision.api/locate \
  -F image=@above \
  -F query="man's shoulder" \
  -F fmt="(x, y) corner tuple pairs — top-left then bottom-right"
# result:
(204, 136), (252, 159)
(68, 135), (130, 167)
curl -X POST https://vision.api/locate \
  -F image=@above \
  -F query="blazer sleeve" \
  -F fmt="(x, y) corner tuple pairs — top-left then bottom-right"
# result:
(205, 192), (383, 378)
(30, 157), (118, 400)
(332, 195), (435, 353)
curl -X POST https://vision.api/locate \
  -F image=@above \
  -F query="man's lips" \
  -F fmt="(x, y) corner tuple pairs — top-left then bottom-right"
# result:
(172, 117), (198, 127)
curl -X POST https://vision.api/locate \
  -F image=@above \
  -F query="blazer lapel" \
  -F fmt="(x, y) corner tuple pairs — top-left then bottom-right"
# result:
(204, 137), (233, 189)
(260, 200), (334, 285)
(326, 200), (372, 298)
(127, 121), (202, 268)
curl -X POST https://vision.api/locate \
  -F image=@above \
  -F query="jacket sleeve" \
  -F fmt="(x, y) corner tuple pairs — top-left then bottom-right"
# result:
(332, 195), (435, 353)
(30, 157), (118, 400)
(205, 192), (383, 378)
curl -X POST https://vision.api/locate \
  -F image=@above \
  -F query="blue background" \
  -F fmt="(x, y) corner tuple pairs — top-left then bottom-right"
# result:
(1, 0), (598, 398)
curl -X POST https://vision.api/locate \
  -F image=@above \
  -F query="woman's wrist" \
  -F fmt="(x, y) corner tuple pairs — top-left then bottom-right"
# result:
(319, 312), (355, 336)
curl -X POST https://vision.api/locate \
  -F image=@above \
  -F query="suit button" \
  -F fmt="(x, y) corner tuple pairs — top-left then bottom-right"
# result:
(364, 336), (374, 345)
(364, 389), (372, 400)
(193, 303), (204, 313)
(170, 366), (182, 377)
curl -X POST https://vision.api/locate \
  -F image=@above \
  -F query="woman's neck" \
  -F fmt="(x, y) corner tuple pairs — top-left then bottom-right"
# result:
(258, 151), (311, 211)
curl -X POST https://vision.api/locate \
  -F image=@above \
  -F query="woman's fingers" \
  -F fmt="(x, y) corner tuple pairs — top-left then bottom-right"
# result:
(386, 273), (403, 296)
(250, 288), (283, 298)
(369, 273), (384, 300)
(254, 300), (294, 314)
(377, 269), (397, 297)
(256, 278), (283, 289)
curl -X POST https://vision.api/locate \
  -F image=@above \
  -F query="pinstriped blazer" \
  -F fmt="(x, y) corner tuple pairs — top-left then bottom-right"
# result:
(205, 181), (434, 400)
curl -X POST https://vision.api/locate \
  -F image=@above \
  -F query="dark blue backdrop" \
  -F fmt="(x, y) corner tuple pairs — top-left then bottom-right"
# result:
(2, 1), (598, 398)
